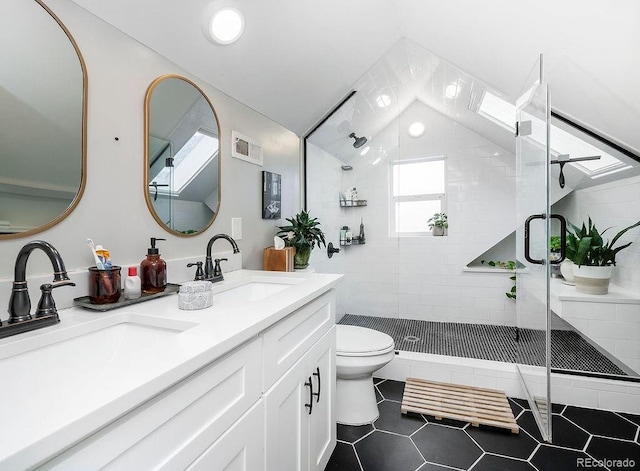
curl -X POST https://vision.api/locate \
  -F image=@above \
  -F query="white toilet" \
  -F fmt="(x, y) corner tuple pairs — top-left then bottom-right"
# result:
(336, 325), (395, 425)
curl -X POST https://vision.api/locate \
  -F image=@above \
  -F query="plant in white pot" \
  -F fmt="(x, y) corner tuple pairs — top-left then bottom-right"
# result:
(428, 212), (448, 236)
(567, 217), (640, 294)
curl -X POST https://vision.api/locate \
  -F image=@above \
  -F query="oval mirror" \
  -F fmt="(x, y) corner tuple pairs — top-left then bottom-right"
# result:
(144, 76), (220, 236)
(0, 0), (87, 239)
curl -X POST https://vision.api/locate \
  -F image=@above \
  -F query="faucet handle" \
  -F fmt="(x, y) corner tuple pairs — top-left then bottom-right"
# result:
(187, 262), (205, 281)
(213, 258), (228, 277)
(35, 281), (76, 318)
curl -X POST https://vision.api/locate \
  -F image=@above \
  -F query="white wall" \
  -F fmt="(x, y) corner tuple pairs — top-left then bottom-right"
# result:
(309, 101), (519, 326)
(0, 0), (300, 313)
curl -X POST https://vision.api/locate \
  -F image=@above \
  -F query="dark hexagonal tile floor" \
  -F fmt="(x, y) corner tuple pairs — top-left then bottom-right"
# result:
(329, 378), (640, 471)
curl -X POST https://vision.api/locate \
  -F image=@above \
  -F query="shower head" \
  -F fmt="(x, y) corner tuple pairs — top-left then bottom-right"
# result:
(349, 132), (368, 149)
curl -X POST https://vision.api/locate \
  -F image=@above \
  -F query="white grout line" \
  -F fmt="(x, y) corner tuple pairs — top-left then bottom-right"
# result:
(466, 451), (485, 470)
(350, 442), (365, 471)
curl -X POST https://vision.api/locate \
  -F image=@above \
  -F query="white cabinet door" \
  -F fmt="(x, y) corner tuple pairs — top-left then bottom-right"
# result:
(186, 400), (264, 471)
(264, 354), (310, 471)
(307, 328), (335, 471)
(264, 327), (336, 471)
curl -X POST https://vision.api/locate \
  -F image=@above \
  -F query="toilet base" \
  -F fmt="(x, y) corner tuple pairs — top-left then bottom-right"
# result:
(336, 375), (379, 425)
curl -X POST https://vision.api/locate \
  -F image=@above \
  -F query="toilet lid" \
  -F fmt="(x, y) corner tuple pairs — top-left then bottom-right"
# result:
(336, 325), (395, 356)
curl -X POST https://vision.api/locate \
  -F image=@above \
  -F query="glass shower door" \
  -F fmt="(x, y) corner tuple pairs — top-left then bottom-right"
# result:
(515, 55), (552, 441)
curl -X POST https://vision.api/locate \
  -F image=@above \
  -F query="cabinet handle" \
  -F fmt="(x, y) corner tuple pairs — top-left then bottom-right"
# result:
(304, 377), (313, 415)
(312, 367), (321, 403)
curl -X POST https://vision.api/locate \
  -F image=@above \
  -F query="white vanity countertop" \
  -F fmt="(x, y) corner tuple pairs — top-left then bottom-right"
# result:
(0, 269), (342, 470)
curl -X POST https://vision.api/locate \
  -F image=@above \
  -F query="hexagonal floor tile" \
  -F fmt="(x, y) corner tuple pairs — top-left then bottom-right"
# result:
(338, 423), (374, 444)
(518, 411), (589, 450)
(470, 454), (535, 471)
(325, 442), (361, 471)
(377, 379), (405, 402)
(466, 426), (538, 460)
(587, 436), (640, 467)
(355, 430), (425, 471)
(531, 445), (607, 471)
(563, 406), (638, 440)
(374, 400), (426, 436)
(412, 423), (483, 469)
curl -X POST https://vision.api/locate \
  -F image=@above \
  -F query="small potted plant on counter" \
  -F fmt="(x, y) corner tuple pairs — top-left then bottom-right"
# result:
(567, 217), (640, 294)
(428, 212), (448, 236)
(277, 209), (326, 269)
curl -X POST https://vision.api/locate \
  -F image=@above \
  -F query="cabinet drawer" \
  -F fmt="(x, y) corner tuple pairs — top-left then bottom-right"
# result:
(42, 337), (262, 471)
(263, 290), (335, 391)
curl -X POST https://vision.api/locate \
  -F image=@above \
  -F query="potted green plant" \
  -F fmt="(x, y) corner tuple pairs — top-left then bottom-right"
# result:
(276, 209), (326, 269)
(428, 212), (448, 236)
(566, 217), (640, 294)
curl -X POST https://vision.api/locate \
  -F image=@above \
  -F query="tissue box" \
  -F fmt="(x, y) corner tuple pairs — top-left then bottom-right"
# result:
(178, 281), (213, 310)
(263, 246), (295, 272)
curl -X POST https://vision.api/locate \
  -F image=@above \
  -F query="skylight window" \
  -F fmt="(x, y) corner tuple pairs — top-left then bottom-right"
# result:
(154, 130), (218, 195)
(477, 91), (632, 178)
(478, 91), (516, 131)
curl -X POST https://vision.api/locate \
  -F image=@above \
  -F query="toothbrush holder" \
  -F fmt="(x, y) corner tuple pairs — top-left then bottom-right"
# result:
(88, 266), (122, 304)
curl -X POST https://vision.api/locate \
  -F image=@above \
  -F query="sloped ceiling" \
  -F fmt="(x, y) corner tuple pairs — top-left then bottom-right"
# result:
(69, 0), (640, 153)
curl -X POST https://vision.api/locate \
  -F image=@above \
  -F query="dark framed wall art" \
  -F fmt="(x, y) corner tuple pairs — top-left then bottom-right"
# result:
(262, 171), (281, 219)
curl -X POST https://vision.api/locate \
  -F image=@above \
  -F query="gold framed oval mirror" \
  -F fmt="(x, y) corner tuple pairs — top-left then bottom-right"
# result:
(0, 0), (87, 239)
(144, 75), (221, 236)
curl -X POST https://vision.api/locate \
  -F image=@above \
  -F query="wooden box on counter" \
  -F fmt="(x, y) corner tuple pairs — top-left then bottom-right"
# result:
(262, 247), (295, 272)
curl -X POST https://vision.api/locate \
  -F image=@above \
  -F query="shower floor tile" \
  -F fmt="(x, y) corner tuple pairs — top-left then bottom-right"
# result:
(327, 379), (640, 471)
(339, 314), (629, 376)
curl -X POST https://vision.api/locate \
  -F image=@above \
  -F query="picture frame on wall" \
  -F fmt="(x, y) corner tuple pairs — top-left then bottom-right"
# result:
(262, 171), (281, 219)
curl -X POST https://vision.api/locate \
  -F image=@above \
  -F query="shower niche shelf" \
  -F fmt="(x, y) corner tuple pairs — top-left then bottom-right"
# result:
(339, 199), (367, 207)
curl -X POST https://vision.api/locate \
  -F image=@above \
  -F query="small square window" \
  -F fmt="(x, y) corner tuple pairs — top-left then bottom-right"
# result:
(390, 157), (446, 236)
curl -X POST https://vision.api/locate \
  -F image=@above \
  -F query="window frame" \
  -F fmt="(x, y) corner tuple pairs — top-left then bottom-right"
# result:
(389, 155), (447, 237)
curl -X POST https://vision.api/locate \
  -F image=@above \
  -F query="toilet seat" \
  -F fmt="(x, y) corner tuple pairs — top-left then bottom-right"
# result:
(336, 325), (395, 357)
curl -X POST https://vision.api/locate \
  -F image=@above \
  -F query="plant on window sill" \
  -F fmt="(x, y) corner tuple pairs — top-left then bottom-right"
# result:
(428, 212), (448, 236)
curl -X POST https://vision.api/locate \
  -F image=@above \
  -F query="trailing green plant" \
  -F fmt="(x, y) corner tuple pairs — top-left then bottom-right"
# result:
(276, 209), (326, 252)
(566, 217), (640, 267)
(481, 260), (517, 300)
(427, 212), (448, 229)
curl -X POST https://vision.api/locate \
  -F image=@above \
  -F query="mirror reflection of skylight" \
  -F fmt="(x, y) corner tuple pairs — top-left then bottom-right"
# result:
(155, 130), (218, 194)
(478, 91), (632, 178)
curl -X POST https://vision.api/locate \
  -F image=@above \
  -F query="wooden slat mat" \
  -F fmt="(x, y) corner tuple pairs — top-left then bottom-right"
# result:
(401, 377), (519, 434)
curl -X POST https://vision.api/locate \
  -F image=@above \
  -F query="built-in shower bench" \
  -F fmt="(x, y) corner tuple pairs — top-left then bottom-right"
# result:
(550, 277), (640, 374)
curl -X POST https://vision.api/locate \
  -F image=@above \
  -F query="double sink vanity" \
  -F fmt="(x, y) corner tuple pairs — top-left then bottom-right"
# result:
(0, 269), (342, 470)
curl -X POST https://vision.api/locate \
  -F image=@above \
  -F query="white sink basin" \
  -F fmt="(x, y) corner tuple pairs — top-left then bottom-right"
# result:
(210, 276), (304, 302)
(0, 313), (198, 368)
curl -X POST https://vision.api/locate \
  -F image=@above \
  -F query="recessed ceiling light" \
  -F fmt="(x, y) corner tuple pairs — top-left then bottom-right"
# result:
(376, 94), (391, 108)
(207, 7), (244, 45)
(360, 146), (370, 156)
(445, 83), (459, 99)
(408, 122), (425, 138)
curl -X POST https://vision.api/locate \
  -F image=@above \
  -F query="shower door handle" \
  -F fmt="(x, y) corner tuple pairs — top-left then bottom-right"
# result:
(549, 214), (567, 264)
(524, 214), (546, 265)
(524, 214), (567, 265)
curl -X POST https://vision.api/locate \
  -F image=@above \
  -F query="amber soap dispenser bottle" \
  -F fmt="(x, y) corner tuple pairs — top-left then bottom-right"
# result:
(141, 237), (167, 294)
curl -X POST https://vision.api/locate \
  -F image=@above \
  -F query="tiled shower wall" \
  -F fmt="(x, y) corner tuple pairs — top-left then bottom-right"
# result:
(308, 101), (519, 326)
(554, 174), (640, 291)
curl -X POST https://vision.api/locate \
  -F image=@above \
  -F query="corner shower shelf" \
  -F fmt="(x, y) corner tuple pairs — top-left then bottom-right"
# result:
(339, 199), (367, 207)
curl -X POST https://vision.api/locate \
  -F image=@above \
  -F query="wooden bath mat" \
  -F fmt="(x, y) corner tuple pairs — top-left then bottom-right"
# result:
(401, 377), (519, 434)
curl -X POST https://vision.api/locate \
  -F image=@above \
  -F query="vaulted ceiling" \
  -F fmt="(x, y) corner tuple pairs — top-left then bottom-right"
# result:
(69, 0), (640, 154)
